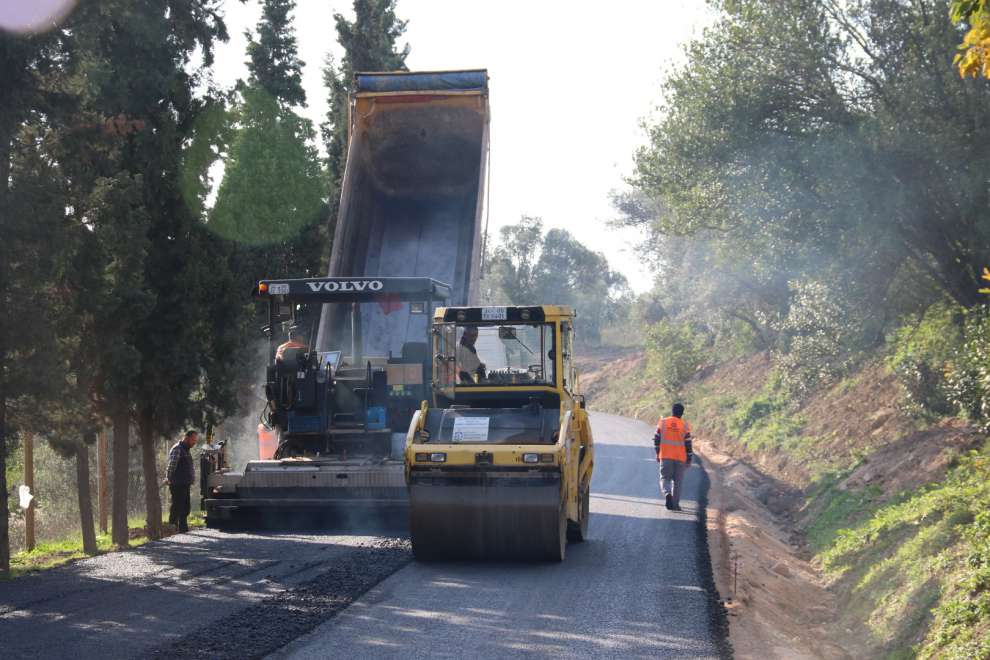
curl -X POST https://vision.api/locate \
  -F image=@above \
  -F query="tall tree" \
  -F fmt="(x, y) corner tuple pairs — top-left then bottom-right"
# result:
(52, 0), (229, 546)
(486, 217), (631, 344)
(321, 0), (409, 254)
(626, 0), (990, 319)
(207, 0), (324, 460)
(247, 0), (307, 106)
(0, 24), (63, 575)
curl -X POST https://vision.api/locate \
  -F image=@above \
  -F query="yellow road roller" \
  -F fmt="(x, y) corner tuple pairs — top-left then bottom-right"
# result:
(405, 305), (594, 561)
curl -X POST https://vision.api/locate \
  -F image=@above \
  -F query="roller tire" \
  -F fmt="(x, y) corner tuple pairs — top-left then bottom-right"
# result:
(542, 501), (567, 562)
(567, 483), (590, 543)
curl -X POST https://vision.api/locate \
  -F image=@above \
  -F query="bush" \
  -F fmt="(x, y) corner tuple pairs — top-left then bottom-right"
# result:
(946, 306), (990, 430)
(887, 301), (963, 417)
(774, 280), (865, 398)
(644, 319), (709, 397)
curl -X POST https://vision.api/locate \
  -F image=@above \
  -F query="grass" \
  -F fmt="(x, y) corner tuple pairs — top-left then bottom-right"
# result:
(6, 511), (206, 580)
(810, 443), (990, 659)
(805, 478), (883, 555)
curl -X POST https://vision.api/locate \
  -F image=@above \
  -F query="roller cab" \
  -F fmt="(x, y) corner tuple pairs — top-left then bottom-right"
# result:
(405, 305), (594, 561)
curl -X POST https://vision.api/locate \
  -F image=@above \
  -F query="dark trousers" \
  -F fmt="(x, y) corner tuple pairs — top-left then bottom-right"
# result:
(168, 484), (191, 532)
(659, 459), (689, 507)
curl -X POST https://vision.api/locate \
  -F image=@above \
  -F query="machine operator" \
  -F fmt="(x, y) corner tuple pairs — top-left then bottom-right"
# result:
(457, 325), (486, 383)
(276, 326), (308, 363)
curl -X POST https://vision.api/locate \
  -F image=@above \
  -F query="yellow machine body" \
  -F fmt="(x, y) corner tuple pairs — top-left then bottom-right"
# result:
(405, 305), (594, 561)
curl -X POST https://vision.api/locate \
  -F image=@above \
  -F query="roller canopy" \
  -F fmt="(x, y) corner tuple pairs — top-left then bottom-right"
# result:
(255, 277), (451, 303)
(354, 70), (488, 93)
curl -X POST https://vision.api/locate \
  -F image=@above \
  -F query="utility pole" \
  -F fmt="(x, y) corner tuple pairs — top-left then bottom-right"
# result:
(97, 429), (108, 534)
(24, 432), (35, 551)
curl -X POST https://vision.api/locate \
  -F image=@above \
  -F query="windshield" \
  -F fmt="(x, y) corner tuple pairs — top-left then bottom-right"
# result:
(453, 323), (555, 386)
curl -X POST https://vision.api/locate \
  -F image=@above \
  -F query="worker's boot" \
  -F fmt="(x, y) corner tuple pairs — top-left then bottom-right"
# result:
(665, 493), (673, 510)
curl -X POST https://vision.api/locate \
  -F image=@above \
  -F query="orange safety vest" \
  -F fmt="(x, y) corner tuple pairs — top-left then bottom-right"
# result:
(276, 340), (306, 362)
(657, 416), (691, 462)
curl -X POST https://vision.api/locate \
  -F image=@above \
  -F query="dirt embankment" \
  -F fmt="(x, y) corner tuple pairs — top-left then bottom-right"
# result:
(580, 347), (984, 659)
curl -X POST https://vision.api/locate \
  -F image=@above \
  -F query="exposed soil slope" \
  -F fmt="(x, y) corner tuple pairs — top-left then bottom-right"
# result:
(581, 346), (985, 659)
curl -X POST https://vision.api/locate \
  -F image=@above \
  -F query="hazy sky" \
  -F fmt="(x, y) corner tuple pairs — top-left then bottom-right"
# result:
(212, 0), (709, 293)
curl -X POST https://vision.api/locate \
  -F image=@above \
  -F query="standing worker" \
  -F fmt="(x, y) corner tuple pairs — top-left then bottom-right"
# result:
(164, 429), (199, 532)
(654, 403), (693, 511)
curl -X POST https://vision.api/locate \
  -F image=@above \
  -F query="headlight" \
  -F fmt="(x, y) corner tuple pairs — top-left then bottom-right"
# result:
(522, 453), (539, 464)
(539, 453), (555, 463)
(429, 453), (446, 463)
(520, 309), (531, 320)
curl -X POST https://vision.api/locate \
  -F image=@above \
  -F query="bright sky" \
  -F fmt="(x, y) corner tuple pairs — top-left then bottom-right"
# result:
(212, 0), (709, 293)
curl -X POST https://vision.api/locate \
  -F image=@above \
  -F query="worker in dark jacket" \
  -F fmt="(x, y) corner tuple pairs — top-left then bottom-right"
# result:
(164, 429), (199, 532)
(654, 403), (693, 511)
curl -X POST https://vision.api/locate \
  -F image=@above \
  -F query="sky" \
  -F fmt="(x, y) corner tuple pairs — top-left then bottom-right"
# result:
(212, 0), (709, 293)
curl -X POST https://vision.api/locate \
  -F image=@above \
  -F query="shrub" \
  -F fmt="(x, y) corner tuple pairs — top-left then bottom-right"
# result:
(946, 306), (990, 430)
(887, 301), (963, 417)
(774, 280), (865, 398)
(644, 319), (709, 397)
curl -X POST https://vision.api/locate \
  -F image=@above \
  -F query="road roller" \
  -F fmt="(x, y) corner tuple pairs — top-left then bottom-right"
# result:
(405, 305), (594, 561)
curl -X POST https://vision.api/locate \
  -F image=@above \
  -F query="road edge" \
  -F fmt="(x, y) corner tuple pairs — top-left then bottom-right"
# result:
(694, 455), (735, 659)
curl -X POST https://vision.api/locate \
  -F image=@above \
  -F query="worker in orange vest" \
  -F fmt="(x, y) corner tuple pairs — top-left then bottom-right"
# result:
(276, 326), (308, 363)
(654, 402), (693, 511)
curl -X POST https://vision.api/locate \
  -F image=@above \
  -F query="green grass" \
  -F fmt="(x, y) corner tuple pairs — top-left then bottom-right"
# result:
(810, 444), (990, 659)
(6, 511), (206, 580)
(805, 478), (884, 554)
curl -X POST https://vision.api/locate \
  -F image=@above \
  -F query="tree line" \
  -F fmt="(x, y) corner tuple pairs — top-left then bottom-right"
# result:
(614, 0), (990, 410)
(481, 216), (632, 345)
(0, 0), (408, 576)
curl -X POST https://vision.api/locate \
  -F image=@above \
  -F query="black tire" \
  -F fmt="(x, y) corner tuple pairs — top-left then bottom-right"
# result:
(543, 500), (567, 562)
(567, 482), (590, 543)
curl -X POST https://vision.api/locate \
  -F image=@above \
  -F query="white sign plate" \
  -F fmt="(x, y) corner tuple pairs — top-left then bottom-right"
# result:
(481, 307), (507, 321)
(269, 283), (290, 295)
(452, 416), (490, 442)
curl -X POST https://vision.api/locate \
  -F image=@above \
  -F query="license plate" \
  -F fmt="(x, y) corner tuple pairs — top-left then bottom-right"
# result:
(481, 306), (507, 321)
(269, 283), (290, 295)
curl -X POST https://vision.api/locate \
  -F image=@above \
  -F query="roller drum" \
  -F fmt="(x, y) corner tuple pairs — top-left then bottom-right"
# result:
(409, 468), (566, 562)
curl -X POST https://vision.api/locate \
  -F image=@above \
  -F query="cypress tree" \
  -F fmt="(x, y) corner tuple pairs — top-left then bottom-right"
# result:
(321, 0), (409, 257)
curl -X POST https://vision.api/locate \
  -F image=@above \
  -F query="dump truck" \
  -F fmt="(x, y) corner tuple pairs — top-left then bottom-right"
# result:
(405, 305), (595, 561)
(203, 70), (489, 525)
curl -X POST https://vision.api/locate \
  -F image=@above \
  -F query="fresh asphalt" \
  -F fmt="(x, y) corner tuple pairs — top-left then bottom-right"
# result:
(0, 412), (728, 659)
(274, 412), (729, 659)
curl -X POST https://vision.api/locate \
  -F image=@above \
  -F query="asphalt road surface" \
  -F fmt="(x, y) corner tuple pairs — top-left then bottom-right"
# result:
(275, 412), (728, 659)
(0, 412), (727, 659)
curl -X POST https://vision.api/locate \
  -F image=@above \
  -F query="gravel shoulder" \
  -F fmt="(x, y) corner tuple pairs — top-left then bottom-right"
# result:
(0, 528), (409, 660)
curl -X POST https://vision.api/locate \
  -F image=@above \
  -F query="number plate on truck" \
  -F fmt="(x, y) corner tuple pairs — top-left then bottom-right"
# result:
(481, 307), (507, 321)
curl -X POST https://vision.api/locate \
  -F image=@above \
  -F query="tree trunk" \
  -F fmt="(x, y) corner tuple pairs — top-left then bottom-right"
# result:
(75, 440), (98, 554)
(111, 396), (130, 548)
(24, 432), (34, 551)
(0, 127), (11, 575)
(138, 413), (162, 540)
(98, 430), (108, 533)
(0, 355), (9, 576)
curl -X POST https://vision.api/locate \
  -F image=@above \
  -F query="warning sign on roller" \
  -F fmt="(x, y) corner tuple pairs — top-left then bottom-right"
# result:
(452, 416), (490, 442)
